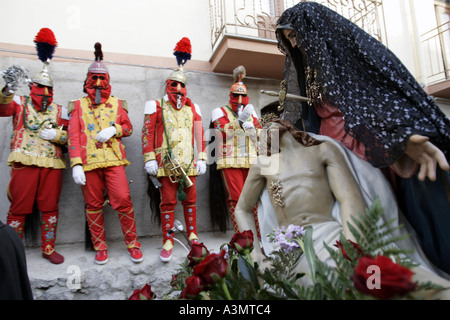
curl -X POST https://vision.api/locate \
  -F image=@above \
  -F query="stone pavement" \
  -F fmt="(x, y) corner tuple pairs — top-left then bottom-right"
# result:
(25, 230), (235, 300)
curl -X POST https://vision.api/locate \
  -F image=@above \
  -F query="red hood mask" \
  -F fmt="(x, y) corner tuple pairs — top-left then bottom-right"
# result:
(84, 71), (111, 105)
(229, 92), (249, 114)
(166, 79), (187, 109)
(30, 83), (53, 112)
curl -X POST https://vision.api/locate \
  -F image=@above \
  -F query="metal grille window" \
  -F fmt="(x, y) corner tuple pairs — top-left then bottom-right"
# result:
(209, 0), (386, 50)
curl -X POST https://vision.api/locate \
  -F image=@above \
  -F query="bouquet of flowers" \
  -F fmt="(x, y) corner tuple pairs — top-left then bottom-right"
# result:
(130, 198), (446, 300)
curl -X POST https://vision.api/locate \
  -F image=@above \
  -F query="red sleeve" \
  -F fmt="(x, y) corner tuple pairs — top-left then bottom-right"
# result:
(213, 112), (231, 140)
(68, 101), (83, 167)
(115, 100), (133, 138)
(252, 114), (262, 129)
(0, 95), (20, 117)
(141, 101), (159, 162)
(188, 100), (206, 159)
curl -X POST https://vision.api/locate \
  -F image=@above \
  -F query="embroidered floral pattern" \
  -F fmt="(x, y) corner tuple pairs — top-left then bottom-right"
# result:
(42, 215), (57, 243)
(11, 99), (66, 163)
(214, 120), (224, 133)
(87, 123), (95, 132)
(8, 220), (23, 235)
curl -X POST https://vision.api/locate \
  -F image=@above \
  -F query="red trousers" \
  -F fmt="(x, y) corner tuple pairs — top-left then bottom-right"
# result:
(221, 168), (261, 238)
(159, 176), (198, 245)
(81, 166), (140, 251)
(6, 163), (62, 253)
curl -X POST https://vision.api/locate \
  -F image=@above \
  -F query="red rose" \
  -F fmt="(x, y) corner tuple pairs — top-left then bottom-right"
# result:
(334, 239), (365, 261)
(193, 249), (228, 285)
(230, 230), (254, 254)
(352, 255), (417, 299)
(187, 242), (210, 266)
(179, 275), (206, 299)
(128, 283), (156, 300)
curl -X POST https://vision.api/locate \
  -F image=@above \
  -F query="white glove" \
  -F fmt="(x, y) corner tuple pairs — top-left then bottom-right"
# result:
(242, 121), (255, 131)
(72, 165), (86, 185)
(238, 104), (254, 124)
(40, 128), (57, 140)
(95, 126), (117, 143)
(196, 160), (206, 175)
(145, 160), (158, 176)
(237, 105), (244, 117)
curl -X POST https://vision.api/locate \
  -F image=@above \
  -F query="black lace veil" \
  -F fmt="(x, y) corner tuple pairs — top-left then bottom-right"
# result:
(276, 2), (450, 168)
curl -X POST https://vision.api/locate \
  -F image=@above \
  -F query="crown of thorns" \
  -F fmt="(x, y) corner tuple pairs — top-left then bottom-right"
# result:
(260, 112), (280, 127)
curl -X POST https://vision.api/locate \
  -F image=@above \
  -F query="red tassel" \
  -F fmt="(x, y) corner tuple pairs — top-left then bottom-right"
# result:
(34, 28), (58, 47)
(174, 37), (191, 54)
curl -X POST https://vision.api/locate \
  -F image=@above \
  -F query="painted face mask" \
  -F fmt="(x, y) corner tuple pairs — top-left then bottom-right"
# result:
(166, 79), (187, 109)
(30, 82), (53, 112)
(229, 92), (249, 114)
(84, 71), (111, 105)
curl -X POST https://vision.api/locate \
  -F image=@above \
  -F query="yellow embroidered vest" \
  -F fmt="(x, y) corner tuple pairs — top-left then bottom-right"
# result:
(216, 106), (258, 170)
(74, 96), (130, 171)
(8, 97), (67, 169)
(156, 99), (198, 177)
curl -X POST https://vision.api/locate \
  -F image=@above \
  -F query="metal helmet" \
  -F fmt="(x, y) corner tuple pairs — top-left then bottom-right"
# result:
(230, 65), (247, 95)
(168, 66), (186, 84)
(32, 62), (53, 87)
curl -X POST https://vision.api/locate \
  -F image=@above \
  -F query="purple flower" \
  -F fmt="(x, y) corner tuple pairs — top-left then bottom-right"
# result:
(273, 225), (305, 252)
(285, 224), (305, 239)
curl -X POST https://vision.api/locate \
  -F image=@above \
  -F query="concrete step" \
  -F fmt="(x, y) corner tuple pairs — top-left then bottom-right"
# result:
(25, 230), (234, 300)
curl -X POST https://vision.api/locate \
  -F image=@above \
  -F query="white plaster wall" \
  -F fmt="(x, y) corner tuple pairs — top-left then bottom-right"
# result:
(381, 0), (439, 84)
(0, 0), (213, 61)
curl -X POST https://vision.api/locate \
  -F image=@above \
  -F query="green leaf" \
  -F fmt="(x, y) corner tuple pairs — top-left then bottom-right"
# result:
(303, 226), (317, 283)
(237, 255), (260, 289)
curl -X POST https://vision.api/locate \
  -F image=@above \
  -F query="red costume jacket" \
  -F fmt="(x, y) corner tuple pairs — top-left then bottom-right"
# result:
(142, 96), (206, 177)
(68, 96), (132, 171)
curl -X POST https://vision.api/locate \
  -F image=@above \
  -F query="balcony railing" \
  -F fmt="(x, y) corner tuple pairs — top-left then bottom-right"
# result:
(209, 0), (386, 51)
(421, 20), (450, 85)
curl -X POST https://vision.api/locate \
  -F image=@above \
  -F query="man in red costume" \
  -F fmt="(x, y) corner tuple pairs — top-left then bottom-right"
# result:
(142, 38), (206, 262)
(210, 66), (262, 237)
(0, 28), (66, 264)
(68, 43), (143, 265)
